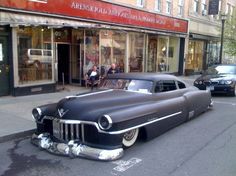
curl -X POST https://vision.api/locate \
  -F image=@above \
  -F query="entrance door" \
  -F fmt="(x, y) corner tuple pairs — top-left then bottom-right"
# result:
(0, 36), (9, 96)
(57, 44), (70, 84)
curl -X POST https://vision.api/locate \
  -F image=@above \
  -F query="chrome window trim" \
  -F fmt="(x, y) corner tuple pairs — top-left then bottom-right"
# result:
(65, 89), (113, 99)
(43, 111), (182, 135)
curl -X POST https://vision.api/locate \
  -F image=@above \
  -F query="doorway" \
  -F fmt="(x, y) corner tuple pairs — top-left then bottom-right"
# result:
(0, 36), (10, 96)
(57, 44), (70, 84)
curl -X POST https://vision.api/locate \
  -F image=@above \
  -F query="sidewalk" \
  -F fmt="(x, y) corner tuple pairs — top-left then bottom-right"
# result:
(0, 75), (198, 143)
(0, 85), (89, 142)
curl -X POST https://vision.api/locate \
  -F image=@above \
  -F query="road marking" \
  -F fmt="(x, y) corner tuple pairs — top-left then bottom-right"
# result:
(112, 157), (142, 173)
(214, 101), (236, 106)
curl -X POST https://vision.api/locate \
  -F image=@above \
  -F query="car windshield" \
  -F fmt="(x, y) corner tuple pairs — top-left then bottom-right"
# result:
(99, 79), (153, 93)
(206, 65), (236, 75)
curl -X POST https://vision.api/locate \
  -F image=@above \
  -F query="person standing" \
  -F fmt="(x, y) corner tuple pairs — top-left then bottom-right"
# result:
(107, 63), (120, 75)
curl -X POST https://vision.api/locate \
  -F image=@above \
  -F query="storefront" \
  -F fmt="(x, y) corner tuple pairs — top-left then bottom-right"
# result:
(0, 26), (12, 96)
(185, 33), (220, 75)
(0, 0), (188, 96)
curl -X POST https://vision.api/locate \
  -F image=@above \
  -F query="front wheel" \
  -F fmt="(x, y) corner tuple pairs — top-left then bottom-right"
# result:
(122, 128), (139, 148)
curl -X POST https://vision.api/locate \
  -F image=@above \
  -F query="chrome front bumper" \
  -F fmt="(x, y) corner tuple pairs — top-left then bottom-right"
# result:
(31, 133), (124, 161)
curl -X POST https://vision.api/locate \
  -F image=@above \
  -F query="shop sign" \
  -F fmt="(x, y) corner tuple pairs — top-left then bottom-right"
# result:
(0, 0), (188, 34)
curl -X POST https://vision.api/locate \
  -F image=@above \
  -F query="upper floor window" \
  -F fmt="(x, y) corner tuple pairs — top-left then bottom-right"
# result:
(219, 0), (222, 13)
(178, 0), (184, 16)
(137, 0), (145, 7)
(166, 0), (172, 14)
(226, 3), (230, 14)
(201, 0), (207, 15)
(155, 0), (161, 12)
(193, 0), (199, 13)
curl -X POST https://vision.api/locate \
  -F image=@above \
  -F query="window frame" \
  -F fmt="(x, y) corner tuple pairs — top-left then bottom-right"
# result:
(166, 0), (172, 14)
(155, 0), (161, 12)
(137, 0), (145, 7)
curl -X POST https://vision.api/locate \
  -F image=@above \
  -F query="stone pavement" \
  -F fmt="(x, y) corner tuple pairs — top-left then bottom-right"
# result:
(0, 85), (89, 142)
(0, 76), (197, 143)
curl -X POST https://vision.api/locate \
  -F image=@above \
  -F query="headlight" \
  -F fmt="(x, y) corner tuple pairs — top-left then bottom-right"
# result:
(219, 80), (233, 85)
(225, 80), (233, 85)
(32, 108), (42, 121)
(194, 80), (203, 85)
(98, 115), (112, 130)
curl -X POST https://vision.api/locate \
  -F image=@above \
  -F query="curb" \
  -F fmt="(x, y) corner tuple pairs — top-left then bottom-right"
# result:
(0, 129), (36, 143)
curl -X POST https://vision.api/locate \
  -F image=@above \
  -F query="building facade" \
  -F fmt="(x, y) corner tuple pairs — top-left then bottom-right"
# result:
(1, 0), (235, 96)
(186, 0), (236, 75)
(0, 0), (188, 96)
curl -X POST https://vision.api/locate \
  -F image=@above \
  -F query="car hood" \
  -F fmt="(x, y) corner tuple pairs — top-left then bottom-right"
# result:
(55, 89), (153, 121)
(196, 74), (236, 81)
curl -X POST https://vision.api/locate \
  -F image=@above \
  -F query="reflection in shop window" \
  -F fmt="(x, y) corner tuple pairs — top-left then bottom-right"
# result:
(17, 27), (53, 85)
(84, 30), (99, 74)
(129, 33), (144, 72)
(101, 30), (126, 76)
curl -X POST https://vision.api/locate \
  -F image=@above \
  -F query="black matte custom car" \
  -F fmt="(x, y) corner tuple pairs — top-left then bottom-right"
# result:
(31, 73), (213, 161)
(194, 64), (236, 96)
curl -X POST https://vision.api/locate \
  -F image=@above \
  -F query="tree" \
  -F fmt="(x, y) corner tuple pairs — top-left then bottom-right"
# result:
(224, 11), (236, 56)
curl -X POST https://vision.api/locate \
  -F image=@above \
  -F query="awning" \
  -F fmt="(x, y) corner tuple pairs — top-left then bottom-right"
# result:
(0, 11), (187, 38)
(0, 12), (96, 28)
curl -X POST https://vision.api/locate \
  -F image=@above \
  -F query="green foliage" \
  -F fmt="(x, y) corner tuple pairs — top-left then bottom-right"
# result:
(224, 11), (236, 56)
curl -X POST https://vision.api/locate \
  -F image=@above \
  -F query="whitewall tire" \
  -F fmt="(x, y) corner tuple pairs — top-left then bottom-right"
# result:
(122, 128), (139, 148)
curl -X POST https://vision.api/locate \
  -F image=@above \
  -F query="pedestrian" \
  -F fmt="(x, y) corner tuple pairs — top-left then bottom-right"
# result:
(86, 65), (100, 90)
(107, 63), (120, 75)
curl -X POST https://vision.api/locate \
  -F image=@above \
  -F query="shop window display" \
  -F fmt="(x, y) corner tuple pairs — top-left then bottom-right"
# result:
(147, 36), (157, 72)
(168, 37), (179, 73)
(129, 33), (144, 72)
(157, 36), (169, 72)
(17, 27), (53, 85)
(186, 40), (204, 73)
(71, 30), (84, 83)
(101, 30), (126, 75)
(84, 30), (99, 74)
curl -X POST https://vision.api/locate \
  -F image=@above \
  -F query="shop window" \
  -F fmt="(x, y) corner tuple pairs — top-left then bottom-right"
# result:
(186, 40), (204, 72)
(84, 30), (99, 74)
(100, 30), (126, 76)
(71, 30), (84, 83)
(157, 36), (168, 72)
(129, 33), (144, 72)
(168, 37), (179, 73)
(17, 27), (53, 85)
(156, 36), (179, 73)
(147, 36), (157, 72)
(207, 42), (220, 66)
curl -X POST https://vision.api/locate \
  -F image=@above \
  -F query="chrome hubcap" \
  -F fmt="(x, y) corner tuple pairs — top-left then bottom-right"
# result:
(124, 129), (137, 141)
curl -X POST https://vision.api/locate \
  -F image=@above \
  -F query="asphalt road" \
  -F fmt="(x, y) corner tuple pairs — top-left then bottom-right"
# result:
(0, 95), (236, 176)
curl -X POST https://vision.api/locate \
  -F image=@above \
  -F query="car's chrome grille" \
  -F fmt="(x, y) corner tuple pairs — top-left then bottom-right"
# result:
(52, 119), (84, 142)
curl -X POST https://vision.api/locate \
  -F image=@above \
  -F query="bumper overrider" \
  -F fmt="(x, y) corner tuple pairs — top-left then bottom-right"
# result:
(31, 133), (124, 161)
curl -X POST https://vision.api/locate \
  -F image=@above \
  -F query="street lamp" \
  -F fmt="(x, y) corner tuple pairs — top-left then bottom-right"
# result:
(219, 14), (227, 64)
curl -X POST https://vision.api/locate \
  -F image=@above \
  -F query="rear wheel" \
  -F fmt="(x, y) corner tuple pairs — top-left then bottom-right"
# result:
(122, 128), (139, 148)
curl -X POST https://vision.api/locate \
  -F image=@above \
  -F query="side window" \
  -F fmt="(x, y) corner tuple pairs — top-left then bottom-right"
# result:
(177, 81), (186, 89)
(155, 80), (177, 92)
